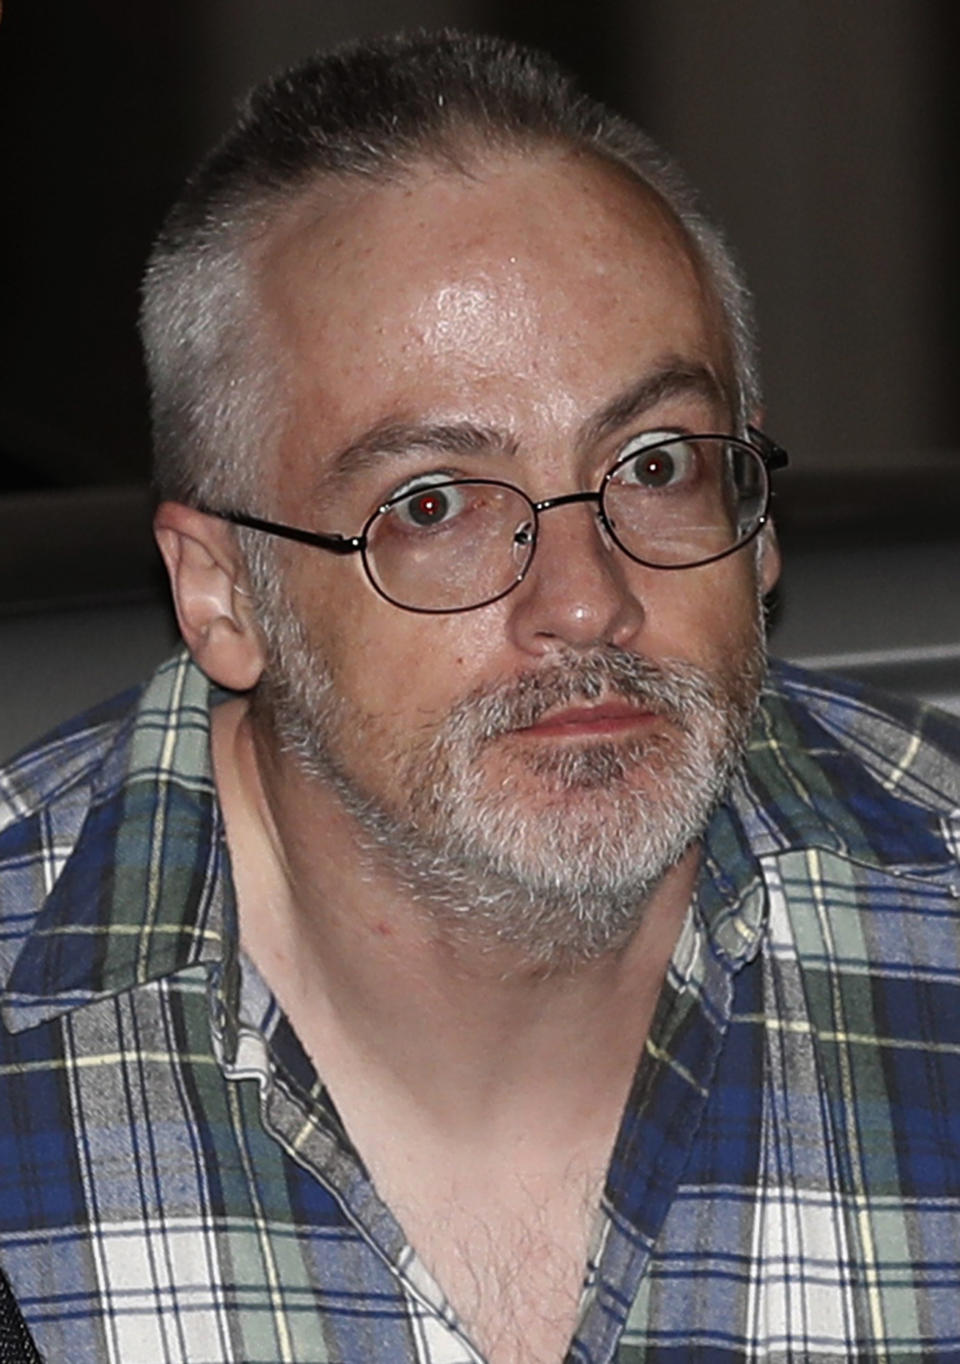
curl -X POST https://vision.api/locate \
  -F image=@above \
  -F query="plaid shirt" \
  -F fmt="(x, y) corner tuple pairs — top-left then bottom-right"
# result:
(1, 650), (959, 1363)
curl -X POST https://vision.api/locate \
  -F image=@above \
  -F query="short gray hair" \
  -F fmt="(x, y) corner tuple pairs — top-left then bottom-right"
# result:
(141, 29), (760, 512)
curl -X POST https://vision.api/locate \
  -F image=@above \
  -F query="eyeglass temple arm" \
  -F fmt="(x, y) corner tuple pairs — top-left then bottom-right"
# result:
(746, 425), (789, 472)
(199, 507), (363, 555)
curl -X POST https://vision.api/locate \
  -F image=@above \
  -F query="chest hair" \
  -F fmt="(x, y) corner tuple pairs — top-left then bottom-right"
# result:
(390, 1164), (604, 1364)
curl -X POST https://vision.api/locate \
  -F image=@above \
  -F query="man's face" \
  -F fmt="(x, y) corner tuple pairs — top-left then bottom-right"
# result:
(249, 149), (776, 961)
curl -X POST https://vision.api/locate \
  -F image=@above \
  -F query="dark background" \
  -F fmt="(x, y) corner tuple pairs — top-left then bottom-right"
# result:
(1, 0), (958, 494)
(0, 0), (957, 757)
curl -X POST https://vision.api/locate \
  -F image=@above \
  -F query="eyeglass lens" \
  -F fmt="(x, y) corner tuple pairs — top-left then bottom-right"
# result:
(366, 481), (533, 611)
(364, 436), (767, 612)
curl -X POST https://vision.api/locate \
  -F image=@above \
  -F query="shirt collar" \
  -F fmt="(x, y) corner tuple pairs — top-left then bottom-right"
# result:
(686, 659), (960, 968)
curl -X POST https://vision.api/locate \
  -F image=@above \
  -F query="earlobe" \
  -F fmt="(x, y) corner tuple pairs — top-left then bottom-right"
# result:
(154, 502), (266, 692)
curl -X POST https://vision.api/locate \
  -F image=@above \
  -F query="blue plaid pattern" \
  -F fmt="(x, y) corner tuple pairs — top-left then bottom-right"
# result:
(1, 649), (959, 1362)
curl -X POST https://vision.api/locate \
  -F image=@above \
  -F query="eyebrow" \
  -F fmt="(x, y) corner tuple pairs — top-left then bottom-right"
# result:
(315, 358), (726, 496)
(323, 421), (517, 488)
(575, 360), (728, 450)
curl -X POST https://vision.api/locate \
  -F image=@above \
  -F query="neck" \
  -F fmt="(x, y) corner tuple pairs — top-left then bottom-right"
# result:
(213, 696), (698, 1133)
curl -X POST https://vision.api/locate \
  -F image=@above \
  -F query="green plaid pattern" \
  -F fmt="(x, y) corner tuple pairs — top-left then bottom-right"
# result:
(1, 649), (959, 1362)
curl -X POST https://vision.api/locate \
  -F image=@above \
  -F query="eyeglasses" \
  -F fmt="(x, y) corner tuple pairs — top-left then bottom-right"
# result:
(200, 427), (788, 615)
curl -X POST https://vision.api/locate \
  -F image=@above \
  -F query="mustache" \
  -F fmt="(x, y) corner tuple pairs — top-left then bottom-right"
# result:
(443, 649), (728, 743)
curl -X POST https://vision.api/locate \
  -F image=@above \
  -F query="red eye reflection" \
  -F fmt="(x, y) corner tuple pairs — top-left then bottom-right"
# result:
(638, 452), (674, 486)
(407, 489), (450, 526)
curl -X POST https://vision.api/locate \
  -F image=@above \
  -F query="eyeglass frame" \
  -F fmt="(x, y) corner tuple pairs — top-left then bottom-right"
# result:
(197, 425), (789, 615)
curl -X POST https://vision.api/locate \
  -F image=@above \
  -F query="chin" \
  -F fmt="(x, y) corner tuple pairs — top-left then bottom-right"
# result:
(431, 725), (734, 894)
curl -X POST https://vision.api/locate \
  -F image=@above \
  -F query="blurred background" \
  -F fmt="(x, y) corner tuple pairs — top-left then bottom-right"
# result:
(0, 0), (958, 754)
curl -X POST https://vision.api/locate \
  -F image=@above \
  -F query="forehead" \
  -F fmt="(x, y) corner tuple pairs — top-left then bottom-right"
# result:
(257, 149), (727, 483)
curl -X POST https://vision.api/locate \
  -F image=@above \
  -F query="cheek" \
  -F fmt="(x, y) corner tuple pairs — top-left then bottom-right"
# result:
(633, 554), (763, 667)
(311, 586), (508, 729)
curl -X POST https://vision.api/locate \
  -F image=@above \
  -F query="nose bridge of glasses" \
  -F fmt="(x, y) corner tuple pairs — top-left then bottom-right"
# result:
(527, 487), (617, 560)
(539, 485), (626, 554)
(532, 488), (604, 517)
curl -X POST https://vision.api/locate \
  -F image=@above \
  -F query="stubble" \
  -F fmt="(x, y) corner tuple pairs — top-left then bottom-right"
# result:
(250, 579), (765, 966)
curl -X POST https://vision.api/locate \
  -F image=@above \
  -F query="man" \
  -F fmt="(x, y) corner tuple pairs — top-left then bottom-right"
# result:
(1, 30), (959, 1364)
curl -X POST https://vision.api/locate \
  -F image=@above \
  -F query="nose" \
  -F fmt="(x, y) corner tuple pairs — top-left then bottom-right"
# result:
(505, 497), (647, 656)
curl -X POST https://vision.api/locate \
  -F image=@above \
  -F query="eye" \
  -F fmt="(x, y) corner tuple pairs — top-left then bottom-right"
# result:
(386, 476), (467, 530)
(615, 432), (698, 490)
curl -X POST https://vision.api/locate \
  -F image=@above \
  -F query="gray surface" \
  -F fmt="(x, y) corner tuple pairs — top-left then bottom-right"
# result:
(770, 537), (960, 715)
(0, 536), (957, 763)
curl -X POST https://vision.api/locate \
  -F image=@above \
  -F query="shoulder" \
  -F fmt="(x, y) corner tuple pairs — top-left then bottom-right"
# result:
(763, 659), (960, 812)
(0, 683), (145, 1003)
(0, 688), (140, 840)
(0, 651), (216, 926)
(734, 660), (960, 872)
(0, 651), (221, 832)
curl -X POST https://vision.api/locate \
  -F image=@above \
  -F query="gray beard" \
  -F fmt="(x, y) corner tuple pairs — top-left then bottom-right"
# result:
(253, 594), (765, 968)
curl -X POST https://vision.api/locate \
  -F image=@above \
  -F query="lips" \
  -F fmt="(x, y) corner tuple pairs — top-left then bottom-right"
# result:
(515, 699), (658, 738)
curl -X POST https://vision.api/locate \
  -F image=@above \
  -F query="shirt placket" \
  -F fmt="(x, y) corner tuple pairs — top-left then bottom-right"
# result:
(210, 949), (487, 1364)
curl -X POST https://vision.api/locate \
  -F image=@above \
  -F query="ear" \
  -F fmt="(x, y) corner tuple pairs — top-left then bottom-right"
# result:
(154, 502), (266, 692)
(746, 409), (782, 598)
(758, 519), (781, 598)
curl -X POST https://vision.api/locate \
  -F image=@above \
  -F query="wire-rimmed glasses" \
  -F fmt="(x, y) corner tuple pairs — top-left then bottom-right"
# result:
(200, 427), (788, 614)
